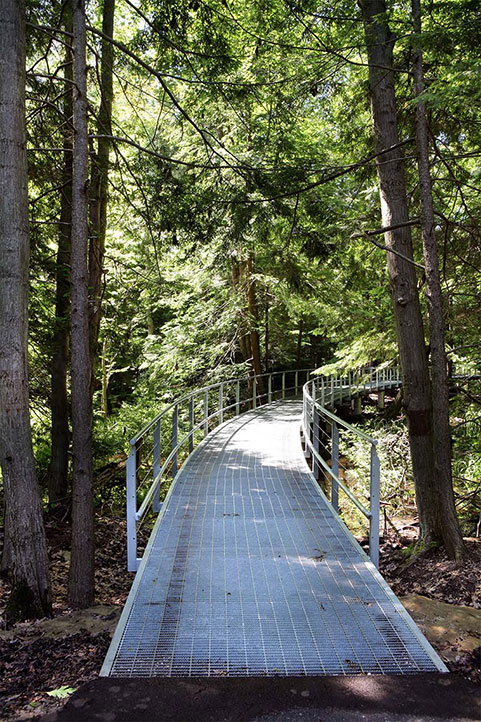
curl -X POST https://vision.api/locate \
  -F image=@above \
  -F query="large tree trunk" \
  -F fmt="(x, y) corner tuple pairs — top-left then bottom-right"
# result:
(48, 1), (73, 509)
(359, 0), (449, 552)
(69, 0), (95, 608)
(88, 0), (115, 384)
(0, 0), (51, 621)
(411, 0), (465, 559)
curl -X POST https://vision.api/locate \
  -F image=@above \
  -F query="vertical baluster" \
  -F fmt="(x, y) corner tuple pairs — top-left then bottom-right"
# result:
(188, 395), (194, 453)
(331, 421), (339, 513)
(282, 372), (286, 399)
(321, 376), (325, 406)
(203, 390), (209, 436)
(236, 379), (240, 415)
(313, 387), (320, 480)
(126, 442), (138, 571)
(268, 373), (272, 403)
(369, 444), (380, 568)
(219, 383), (224, 424)
(171, 405), (178, 478)
(295, 370), (299, 395)
(153, 421), (161, 513)
(253, 376), (257, 409)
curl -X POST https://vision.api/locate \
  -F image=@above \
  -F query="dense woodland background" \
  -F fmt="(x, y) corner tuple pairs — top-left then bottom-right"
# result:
(0, 1), (481, 701)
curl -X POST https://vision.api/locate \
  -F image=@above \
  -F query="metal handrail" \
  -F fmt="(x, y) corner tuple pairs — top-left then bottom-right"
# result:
(126, 368), (314, 570)
(301, 367), (402, 567)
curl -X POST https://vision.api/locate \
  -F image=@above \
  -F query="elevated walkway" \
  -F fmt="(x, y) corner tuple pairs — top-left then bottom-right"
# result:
(101, 399), (446, 677)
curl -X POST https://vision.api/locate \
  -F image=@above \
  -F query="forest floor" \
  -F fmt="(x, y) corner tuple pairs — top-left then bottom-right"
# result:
(0, 517), (480, 721)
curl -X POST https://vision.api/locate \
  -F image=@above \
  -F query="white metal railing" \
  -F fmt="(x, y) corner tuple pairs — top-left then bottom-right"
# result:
(126, 369), (314, 570)
(301, 366), (402, 567)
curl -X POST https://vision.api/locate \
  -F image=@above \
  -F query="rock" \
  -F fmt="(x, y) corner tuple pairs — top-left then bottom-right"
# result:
(400, 594), (481, 660)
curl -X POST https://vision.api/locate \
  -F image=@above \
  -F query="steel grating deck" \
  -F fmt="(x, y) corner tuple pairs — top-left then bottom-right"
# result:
(101, 400), (447, 678)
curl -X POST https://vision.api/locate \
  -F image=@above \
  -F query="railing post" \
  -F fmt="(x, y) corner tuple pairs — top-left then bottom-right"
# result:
(126, 443), (138, 571)
(189, 395), (194, 453)
(295, 370), (299, 395)
(331, 420), (339, 513)
(268, 373), (272, 403)
(369, 444), (380, 568)
(330, 376), (334, 405)
(203, 390), (209, 436)
(282, 372), (286, 399)
(321, 376), (325, 406)
(236, 379), (240, 415)
(171, 404), (178, 478)
(153, 421), (161, 513)
(253, 376), (257, 409)
(348, 371), (352, 401)
(313, 392), (320, 481)
(219, 383), (224, 423)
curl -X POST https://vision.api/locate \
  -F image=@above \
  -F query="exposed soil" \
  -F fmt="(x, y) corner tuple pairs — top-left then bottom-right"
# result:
(0, 518), (480, 720)
(380, 536), (481, 609)
(0, 517), (150, 720)
(379, 534), (481, 683)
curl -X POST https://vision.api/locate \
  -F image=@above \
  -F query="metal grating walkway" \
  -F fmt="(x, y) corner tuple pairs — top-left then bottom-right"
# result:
(101, 400), (446, 677)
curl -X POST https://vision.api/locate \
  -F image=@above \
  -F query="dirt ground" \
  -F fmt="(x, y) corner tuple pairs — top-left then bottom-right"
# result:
(1, 518), (480, 721)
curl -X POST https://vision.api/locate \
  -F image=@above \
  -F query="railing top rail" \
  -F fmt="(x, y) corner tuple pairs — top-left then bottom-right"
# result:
(130, 368), (313, 444)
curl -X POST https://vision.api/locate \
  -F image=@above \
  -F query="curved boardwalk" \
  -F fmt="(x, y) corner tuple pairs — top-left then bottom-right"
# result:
(101, 400), (445, 678)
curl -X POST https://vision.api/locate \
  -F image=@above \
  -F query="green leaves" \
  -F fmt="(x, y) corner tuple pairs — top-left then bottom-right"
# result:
(46, 685), (76, 699)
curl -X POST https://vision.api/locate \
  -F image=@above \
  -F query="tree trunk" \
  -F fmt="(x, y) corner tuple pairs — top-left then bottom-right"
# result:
(88, 0), (115, 383)
(359, 0), (444, 550)
(232, 260), (252, 363)
(411, 0), (465, 559)
(0, 0), (51, 621)
(246, 254), (265, 397)
(69, 0), (95, 608)
(296, 318), (304, 366)
(48, 1), (73, 509)
(264, 290), (269, 371)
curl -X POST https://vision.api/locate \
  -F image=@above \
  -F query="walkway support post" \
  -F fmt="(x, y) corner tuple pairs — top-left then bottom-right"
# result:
(369, 444), (381, 568)
(171, 405), (178, 478)
(282, 372), (286, 399)
(153, 421), (161, 513)
(331, 420), (339, 512)
(126, 443), (138, 571)
(219, 383), (224, 424)
(295, 371), (299, 395)
(268, 374), (272, 403)
(253, 376), (257, 409)
(236, 380), (240, 415)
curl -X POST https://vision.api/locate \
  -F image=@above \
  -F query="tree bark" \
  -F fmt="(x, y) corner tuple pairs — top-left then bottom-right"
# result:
(296, 318), (304, 366)
(48, 1), (73, 509)
(69, 0), (95, 608)
(359, 0), (447, 551)
(88, 0), (115, 383)
(411, 0), (465, 559)
(0, 0), (51, 620)
(246, 254), (265, 397)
